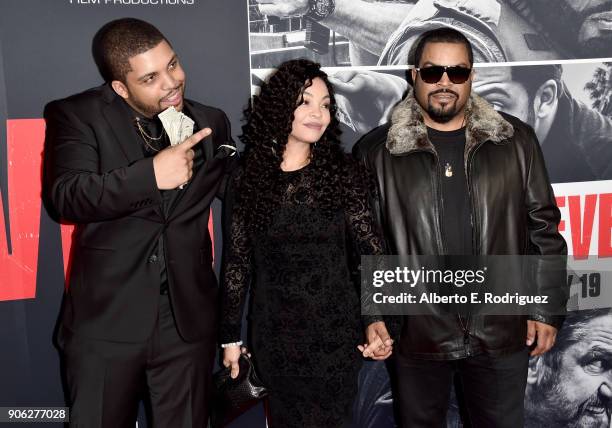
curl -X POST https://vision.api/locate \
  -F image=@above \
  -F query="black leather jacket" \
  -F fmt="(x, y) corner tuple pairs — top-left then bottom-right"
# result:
(355, 90), (568, 360)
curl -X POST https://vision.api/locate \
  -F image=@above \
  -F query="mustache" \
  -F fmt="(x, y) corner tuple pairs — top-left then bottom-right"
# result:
(574, 392), (612, 422)
(161, 85), (183, 101)
(428, 88), (459, 98)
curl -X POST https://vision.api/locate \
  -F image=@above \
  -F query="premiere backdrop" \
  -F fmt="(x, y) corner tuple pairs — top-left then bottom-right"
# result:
(249, 1), (612, 428)
(1, 0), (612, 427)
(0, 1), (256, 427)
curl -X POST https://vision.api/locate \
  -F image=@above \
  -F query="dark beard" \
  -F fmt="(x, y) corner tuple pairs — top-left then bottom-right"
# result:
(131, 99), (162, 118)
(528, 380), (612, 427)
(129, 83), (185, 118)
(426, 102), (457, 123)
(572, 392), (612, 427)
(426, 89), (460, 124)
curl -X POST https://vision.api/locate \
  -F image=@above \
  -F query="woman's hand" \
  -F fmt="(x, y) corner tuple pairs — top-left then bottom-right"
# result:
(358, 321), (393, 360)
(223, 345), (249, 379)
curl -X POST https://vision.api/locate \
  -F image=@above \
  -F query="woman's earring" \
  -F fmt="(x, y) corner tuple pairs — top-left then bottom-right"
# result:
(271, 139), (278, 156)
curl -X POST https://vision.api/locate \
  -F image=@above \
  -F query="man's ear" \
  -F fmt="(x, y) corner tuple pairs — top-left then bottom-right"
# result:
(411, 68), (417, 85)
(533, 79), (559, 123)
(527, 355), (543, 385)
(111, 80), (129, 100)
(531, 79), (560, 142)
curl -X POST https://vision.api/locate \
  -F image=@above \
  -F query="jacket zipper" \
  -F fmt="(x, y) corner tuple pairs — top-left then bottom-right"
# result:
(434, 149), (473, 354)
(460, 142), (484, 356)
(404, 147), (469, 355)
(432, 151), (448, 255)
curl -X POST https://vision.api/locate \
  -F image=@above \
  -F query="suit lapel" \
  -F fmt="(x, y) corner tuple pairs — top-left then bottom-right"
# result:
(101, 86), (144, 164)
(101, 85), (164, 219)
(166, 100), (214, 218)
(185, 100), (214, 162)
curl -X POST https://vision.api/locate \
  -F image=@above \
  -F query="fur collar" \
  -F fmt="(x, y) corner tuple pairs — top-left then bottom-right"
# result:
(387, 88), (514, 167)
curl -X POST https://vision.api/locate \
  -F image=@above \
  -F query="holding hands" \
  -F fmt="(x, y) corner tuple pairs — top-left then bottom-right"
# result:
(359, 321), (393, 360)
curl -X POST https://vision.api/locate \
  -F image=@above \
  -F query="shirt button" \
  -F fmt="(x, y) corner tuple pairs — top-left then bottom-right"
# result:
(148, 254), (158, 263)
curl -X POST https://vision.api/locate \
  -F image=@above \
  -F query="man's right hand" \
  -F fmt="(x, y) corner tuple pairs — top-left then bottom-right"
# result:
(256, 0), (309, 17)
(153, 127), (211, 190)
(358, 321), (393, 360)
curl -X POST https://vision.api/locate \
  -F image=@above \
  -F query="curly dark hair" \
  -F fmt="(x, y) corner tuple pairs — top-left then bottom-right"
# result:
(235, 59), (360, 236)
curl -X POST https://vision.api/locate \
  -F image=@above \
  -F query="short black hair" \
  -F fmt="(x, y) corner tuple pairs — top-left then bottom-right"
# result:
(510, 64), (563, 99)
(92, 18), (168, 83)
(412, 28), (474, 67)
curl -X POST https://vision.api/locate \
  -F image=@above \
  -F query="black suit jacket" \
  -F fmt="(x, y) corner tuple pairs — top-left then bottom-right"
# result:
(44, 84), (236, 343)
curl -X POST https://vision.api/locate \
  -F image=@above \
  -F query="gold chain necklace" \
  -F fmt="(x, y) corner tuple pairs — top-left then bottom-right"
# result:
(134, 117), (166, 152)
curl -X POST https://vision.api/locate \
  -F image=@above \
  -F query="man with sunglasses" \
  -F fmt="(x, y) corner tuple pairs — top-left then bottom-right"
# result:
(355, 28), (567, 427)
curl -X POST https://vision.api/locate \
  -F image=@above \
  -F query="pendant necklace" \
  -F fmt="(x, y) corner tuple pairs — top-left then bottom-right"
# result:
(444, 116), (466, 178)
(445, 162), (453, 177)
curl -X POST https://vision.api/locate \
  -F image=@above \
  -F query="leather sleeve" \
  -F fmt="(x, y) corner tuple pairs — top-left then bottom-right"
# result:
(522, 124), (569, 330)
(353, 133), (403, 338)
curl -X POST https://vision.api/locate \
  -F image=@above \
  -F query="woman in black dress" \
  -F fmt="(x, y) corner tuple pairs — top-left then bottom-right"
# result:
(220, 59), (385, 427)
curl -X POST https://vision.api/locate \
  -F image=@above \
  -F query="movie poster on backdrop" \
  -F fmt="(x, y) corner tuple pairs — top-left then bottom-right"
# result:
(248, 0), (612, 69)
(252, 62), (612, 181)
(336, 62), (612, 428)
(246, 1), (612, 427)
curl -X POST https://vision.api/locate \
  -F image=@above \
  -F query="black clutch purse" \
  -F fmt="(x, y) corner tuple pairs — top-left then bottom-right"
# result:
(211, 353), (268, 427)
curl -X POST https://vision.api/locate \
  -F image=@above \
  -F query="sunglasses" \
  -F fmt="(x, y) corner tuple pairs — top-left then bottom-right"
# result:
(415, 66), (472, 84)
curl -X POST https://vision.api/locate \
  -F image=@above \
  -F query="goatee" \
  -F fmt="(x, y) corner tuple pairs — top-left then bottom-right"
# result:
(426, 89), (459, 124)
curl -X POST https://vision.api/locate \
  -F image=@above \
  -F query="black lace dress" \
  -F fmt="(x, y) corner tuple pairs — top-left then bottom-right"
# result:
(220, 161), (384, 428)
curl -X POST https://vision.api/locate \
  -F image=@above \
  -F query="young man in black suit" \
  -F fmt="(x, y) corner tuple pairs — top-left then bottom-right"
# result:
(44, 18), (235, 427)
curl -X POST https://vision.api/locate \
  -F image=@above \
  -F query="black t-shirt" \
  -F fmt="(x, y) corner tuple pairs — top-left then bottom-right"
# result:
(427, 126), (473, 255)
